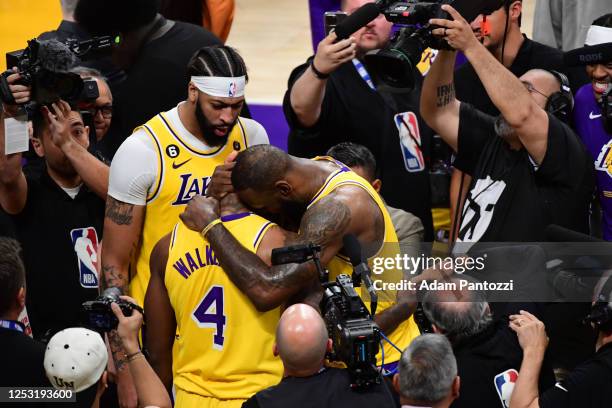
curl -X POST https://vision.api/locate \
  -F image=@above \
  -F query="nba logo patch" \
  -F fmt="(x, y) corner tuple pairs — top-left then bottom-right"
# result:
(228, 81), (237, 97)
(494, 368), (519, 408)
(70, 227), (99, 289)
(394, 112), (425, 173)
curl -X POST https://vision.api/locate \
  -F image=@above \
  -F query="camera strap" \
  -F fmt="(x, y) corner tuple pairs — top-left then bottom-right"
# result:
(0, 319), (25, 333)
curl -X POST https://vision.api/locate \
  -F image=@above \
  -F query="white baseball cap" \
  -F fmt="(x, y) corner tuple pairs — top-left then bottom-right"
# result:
(44, 328), (108, 393)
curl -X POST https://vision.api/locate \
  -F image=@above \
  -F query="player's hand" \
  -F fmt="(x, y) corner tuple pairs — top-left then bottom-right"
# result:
(180, 195), (220, 232)
(430, 5), (480, 52)
(312, 32), (356, 76)
(509, 310), (549, 355)
(44, 100), (74, 150)
(110, 296), (143, 355)
(206, 150), (238, 199)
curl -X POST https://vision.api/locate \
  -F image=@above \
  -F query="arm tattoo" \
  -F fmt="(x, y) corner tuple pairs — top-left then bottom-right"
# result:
(204, 197), (351, 308)
(109, 330), (127, 370)
(436, 82), (455, 108)
(102, 264), (128, 293)
(105, 196), (135, 225)
(299, 197), (351, 247)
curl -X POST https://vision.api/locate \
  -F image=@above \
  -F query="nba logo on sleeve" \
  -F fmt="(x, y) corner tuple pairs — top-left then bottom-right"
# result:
(494, 369), (519, 408)
(394, 112), (425, 173)
(70, 227), (100, 289)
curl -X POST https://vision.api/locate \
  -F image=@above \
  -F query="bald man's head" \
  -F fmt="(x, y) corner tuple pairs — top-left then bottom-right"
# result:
(275, 304), (330, 376)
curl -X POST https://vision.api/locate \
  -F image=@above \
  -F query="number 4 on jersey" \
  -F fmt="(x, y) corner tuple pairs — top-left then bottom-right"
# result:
(192, 286), (226, 349)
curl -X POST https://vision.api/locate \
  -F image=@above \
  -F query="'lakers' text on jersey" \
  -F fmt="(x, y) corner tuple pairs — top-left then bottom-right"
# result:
(130, 111), (249, 307)
(309, 157), (421, 365)
(165, 214), (282, 403)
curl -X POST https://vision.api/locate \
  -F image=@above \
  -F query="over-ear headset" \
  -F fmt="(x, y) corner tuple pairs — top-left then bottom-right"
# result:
(584, 277), (612, 333)
(545, 70), (574, 122)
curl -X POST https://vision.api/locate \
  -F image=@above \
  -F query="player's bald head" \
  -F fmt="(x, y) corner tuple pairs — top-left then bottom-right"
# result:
(276, 304), (329, 374)
(232, 145), (291, 192)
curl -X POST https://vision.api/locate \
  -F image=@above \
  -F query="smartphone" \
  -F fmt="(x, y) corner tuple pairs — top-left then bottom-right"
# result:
(324, 11), (348, 36)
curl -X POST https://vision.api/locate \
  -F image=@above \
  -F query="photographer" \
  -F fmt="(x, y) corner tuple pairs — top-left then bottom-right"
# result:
(110, 296), (172, 408)
(422, 275), (555, 408)
(285, 0), (435, 240)
(0, 73), (108, 341)
(243, 303), (397, 408)
(509, 303), (612, 408)
(566, 15), (612, 241)
(420, 4), (593, 244)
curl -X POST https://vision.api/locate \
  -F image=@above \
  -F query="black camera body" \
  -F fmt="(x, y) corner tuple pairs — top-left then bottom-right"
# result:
(82, 288), (143, 332)
(321, 274), (381, 389)
(0, 36), (114, 106)
(365, 0), (505, 90)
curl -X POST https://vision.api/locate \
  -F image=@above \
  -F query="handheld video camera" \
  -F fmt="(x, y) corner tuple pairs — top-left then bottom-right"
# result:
(321, 274), (381, 389)
(363, 0), (507, 90)
(0, 36), (116, 106)
(271, 243), (382, 389)
(82, 288), (143, 332)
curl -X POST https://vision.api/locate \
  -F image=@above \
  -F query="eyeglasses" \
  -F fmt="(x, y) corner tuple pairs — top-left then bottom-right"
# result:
(87, 105), (113, 118)
(522, 81), (549, 99)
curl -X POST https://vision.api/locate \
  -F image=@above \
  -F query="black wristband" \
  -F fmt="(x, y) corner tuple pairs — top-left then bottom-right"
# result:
(310, 60), (330, 79)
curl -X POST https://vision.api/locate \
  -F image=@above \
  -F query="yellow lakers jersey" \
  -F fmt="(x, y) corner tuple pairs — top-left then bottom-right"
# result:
(309, 157), (421, 365)
(166, 214), (283, 400)
(130, 111), (249, 307)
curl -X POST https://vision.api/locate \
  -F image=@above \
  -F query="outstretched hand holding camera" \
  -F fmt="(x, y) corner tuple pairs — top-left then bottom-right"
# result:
(1, 68), (31, 117)
(312, 32), (357, 76)
(110, 296), (143, 355)
(429, 5), (481, 53)
(111, 296), (172, 408)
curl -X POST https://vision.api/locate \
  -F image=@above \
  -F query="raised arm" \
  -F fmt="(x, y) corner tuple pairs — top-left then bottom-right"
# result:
(289, 33), (356, 128)
(0, 109), (27, 214)
(45, 101), (109, 199)
(145, 234), (176, 392)
(420, 49), (461, 152)
(432, 5), (549, 163)
(180, 193), (354, 311)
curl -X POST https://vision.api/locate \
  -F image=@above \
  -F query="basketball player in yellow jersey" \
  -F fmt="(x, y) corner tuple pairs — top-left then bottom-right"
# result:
(181, 145), (421, 369)
(100, 45), (268, 405)
(145, 193), (289, 408)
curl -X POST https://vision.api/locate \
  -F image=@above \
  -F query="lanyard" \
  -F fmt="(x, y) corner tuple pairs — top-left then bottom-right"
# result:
(0, 319), (25, 333)
(352, 59), (376, 91)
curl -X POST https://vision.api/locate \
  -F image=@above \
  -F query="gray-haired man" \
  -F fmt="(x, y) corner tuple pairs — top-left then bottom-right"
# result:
(393, 334), (460, 408)
(421, 276), (555, 408)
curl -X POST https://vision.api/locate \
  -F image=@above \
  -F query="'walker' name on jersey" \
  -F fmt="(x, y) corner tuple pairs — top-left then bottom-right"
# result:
(172, 174), (212, 205)
(172, 246), (219, 279)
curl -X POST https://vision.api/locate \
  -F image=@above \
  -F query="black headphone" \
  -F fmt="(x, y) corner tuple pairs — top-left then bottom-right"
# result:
(584, 277), (612, 333)
(545, 70), (574, 122)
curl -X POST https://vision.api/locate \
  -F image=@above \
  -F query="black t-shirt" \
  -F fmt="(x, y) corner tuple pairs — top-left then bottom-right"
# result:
(451, 319), (555, 408)
(455, 103), (593, 242)
(105, 21), (221, 156)
(539, 342), (612, 408)
(284, 59), (434, 240)
(243, 367), (398, 408)
(455, 36), (588, 117)
(10, 170), (105, 341)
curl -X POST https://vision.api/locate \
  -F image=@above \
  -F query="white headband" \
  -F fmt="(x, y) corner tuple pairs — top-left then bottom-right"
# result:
(191, 76), (246, 98)
(585, 25), (612, 46)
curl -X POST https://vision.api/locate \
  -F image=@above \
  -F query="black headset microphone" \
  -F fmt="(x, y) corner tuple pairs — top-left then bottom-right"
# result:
(343, 234), (378, 316)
